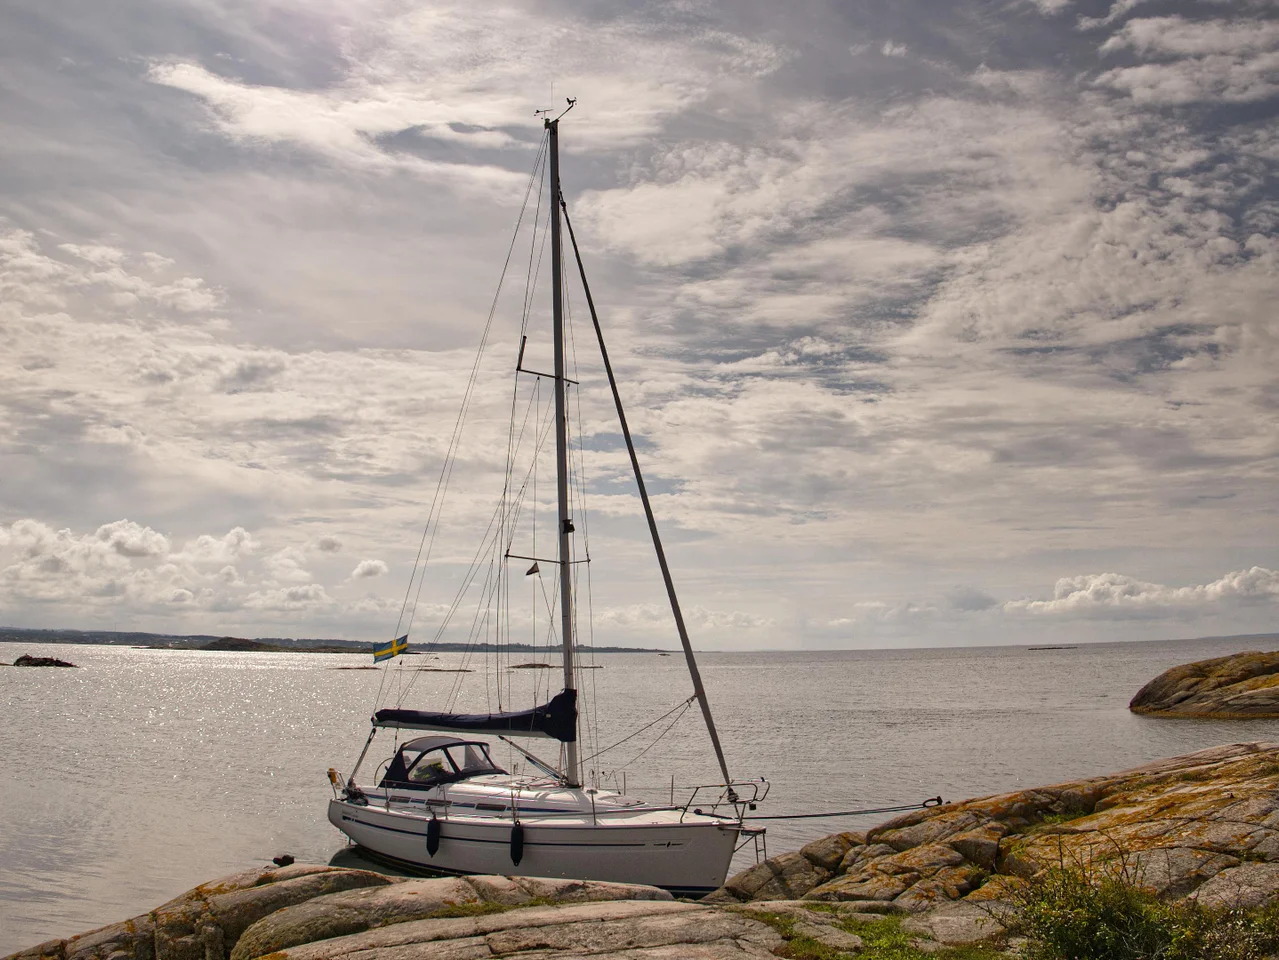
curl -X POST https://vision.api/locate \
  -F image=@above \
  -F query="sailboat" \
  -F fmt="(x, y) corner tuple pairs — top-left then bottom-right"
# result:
(327, 103), (767, 898)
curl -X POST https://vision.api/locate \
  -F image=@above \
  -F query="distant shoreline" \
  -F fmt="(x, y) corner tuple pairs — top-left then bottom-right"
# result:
(0, 626), (671, 655)
(2, 625), (1275, 656)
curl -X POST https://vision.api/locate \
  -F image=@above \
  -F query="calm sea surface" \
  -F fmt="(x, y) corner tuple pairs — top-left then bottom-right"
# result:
(3, 636), (1279, 954)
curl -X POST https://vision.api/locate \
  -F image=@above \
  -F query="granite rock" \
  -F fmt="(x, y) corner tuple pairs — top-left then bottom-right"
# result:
(716, 740), (1279, 918)
(799, 830), (864, 871)
(900, 901), (1008, 945)
(244, 899), (782, 960)
(5, 866), (393, 960)
(229, 876), (671, 960)
(1190, 861), (1279, 911)
(1130, 650), (1279, 718)
(13, 654), (76, 668)
(711, 850), (832, 903)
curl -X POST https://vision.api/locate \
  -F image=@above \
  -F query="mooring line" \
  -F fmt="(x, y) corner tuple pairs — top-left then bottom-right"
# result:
(745, 797), (943, 821)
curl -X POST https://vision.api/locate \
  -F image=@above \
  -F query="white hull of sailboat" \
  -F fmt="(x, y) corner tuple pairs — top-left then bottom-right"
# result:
(328, 798), (740, 897)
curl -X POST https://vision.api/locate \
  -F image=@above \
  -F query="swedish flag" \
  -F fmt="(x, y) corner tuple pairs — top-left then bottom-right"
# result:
(374, 634), (409, 663)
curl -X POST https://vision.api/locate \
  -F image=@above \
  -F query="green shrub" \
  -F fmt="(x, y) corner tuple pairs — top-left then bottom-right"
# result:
(1008, 863), (1279, 960)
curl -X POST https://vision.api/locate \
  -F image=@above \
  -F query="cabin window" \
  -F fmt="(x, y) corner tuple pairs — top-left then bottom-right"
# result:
(380, 739), (505, 790)
(408, 754), (450, 782)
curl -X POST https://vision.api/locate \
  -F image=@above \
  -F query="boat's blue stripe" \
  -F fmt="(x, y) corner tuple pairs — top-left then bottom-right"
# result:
(343, 814), (646, 847)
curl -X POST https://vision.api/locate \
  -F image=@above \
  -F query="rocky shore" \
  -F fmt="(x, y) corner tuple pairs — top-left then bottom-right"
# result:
(710, 741), (1279, 938)
(6, 869), (796, 960)
(1129, 650), (1279, 718)
(7, 742), (1277, 960)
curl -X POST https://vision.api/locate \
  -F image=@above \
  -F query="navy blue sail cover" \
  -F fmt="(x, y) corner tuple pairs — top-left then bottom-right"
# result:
(374, 688), (577, 742)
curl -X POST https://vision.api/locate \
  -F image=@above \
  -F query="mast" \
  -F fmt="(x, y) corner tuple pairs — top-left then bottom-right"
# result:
(546, 114), (580, 787)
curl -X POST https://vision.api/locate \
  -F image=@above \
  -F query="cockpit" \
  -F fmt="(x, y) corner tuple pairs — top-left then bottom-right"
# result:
(378, 735), (506, 790)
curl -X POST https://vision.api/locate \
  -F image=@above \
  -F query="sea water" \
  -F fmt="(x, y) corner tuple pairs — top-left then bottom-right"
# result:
(2, 635), (1278, 954)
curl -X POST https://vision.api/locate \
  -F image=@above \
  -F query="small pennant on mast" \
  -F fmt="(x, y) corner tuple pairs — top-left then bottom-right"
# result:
(526, 562), (540, 576)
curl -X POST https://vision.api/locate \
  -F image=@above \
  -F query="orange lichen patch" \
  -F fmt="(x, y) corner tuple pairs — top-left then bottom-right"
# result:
(1233, 672), (1279, 692)
(881, 844), (968, 877)
(895, 864), (988, 910)
(964, 873), (1025, 902)
(805, 871), (917, 902)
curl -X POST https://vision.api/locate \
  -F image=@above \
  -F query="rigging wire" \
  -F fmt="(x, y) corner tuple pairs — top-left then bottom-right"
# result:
(372, 129), (707, 793)
(578, 695), (696, 765)
(610, 698), (694, 772)
(391, 350), (554, 711)
(438, 402), (558, 710)
(374, 134), (550, 712)
(564, 261), (604, 773)
(429, 407), (556, 710)
(498, 141), (551, 708)
(560, 263), (595, 769)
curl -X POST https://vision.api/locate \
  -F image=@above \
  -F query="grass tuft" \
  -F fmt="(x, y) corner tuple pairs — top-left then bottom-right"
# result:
(1008, 863), (1279, 960)
(745, 910), (1006, 960)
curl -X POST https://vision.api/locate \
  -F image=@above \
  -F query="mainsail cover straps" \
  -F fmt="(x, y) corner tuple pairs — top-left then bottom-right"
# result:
(374, 689), (577, 742)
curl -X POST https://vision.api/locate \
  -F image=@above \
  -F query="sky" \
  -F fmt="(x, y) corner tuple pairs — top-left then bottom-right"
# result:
(0, 0), (1276, 651)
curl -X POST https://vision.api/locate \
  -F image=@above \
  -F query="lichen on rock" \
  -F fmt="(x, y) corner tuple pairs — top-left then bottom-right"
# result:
(715, 740), (1279, 924)
(1130, 650), (1279, 718)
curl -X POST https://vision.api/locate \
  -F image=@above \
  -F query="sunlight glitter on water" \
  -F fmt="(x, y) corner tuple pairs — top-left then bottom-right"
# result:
(2, 636), (1277, 954)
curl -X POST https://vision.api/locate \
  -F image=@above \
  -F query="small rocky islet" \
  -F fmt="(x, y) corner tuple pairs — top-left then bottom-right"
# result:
(8, 654), (77, 667)
(1129, 649), (1279, 718)
(8, 740), (1278, 960)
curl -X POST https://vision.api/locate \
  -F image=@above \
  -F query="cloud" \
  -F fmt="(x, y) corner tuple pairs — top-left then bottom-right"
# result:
(2, 0), (1276, 649)
(1005, 567), (1279, 619)
(1024, 0), (1071, 15)
(829, 601), (939, 624)
(1, 223), (222, 315)
(176, 528), (258, 565)
(146, 2), (790, 176)
(947, 586), (998, 612)
(1078, 0), (1160, 30)
(94, 519), (170, 558)
(265, 547), (311, 583)
(1095, 16), (1279, 105)
(146, 61), (528, 193)
(0, 517), (385, 628)
(0, 518), (193, 608)
(244, 583), (334, 610)
(596, 603), (772, 632)
(351, 558), (388, 579)
(1101, 16), (1279, 58)
(1097, 54), (1279, 105)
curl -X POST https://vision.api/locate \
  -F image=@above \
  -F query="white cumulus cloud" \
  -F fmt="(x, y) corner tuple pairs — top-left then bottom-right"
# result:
(1005, 567), (1279, 619)
(351, 559), (388, 579)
